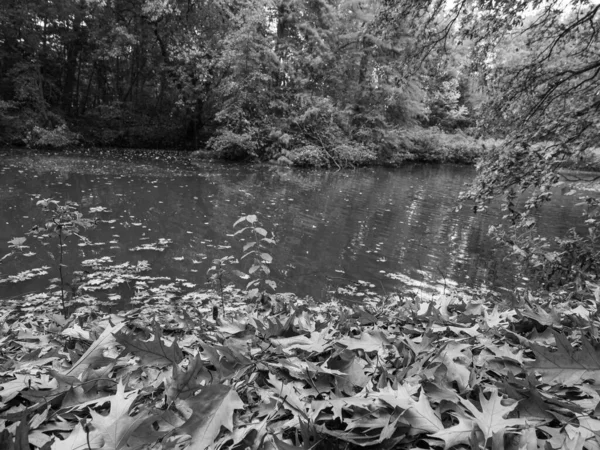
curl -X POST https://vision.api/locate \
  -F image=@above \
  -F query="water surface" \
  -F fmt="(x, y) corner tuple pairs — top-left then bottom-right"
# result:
(0, 150), (586, 305)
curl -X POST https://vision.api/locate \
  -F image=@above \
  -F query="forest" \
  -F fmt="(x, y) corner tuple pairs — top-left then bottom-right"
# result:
(2, 0), (600, 449)
(3, 0), (497, 165)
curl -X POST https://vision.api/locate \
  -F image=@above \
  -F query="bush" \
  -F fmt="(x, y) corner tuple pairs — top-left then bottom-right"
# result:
(207, 129), (258, 160)
(389, 127), (485, 164)
(332, 143), (376, 167)
(288, 145), (329, 167)
(28, 124), (81, 148)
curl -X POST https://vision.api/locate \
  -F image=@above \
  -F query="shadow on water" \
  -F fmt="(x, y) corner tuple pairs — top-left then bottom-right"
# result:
(0, 150), (588, 306)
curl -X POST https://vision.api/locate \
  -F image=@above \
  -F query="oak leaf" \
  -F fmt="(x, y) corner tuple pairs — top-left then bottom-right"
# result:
(460, 388), (526, 440)
(180, 384), (244, 450)
(87, 382), (148, 450)
(272, 330), (333, 354)
(400, 391), (444, 435)
(338, 329), (392, 353)
(527, 329), (600, 385)
(166, 354), (210, 403)
(430, 410), (476, 449)
(52, 422), (103, 450)
(66, 322), (125, 378)
(115, 322), (183, 366)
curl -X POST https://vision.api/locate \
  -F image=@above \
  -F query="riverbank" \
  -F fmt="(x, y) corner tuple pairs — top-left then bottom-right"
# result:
(3, 122), (497, 168)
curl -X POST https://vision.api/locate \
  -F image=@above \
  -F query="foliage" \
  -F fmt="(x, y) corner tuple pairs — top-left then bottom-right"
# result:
(0, 0), (483, 155)
(331, 144), (377, 167)
(358, 0), (600, 290)
(27, 124), (81, 149)
(231, 214), (277, 299)
(288, 145), (330, 168)
(207, 255), (238, 309)
(207, 130), (258, 161)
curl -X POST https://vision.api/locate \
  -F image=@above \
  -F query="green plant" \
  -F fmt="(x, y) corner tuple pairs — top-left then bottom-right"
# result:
(231, 214), (276, 300)
(27, 199), (96, 315)
(206, 255), (239, 316)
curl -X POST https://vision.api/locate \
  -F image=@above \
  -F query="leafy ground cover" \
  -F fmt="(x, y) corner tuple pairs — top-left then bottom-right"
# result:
(1, 278), (600, 449)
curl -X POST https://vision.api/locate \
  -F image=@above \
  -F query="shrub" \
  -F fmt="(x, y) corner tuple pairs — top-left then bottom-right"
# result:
(288, 145), (329, 167)
(332, 143), (376, 167)
(28, 124), (81, 148)
(207, 129), (258, 160)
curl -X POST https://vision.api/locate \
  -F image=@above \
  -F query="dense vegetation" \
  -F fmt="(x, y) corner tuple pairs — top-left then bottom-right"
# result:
(3, 0), (600, 449)
(0, 0), (490, 165)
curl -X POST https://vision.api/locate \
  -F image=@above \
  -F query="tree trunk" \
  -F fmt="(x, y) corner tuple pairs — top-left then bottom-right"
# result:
(62, 10), (84, 115)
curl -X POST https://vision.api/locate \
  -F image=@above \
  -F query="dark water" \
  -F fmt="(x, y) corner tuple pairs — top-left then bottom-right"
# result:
(0, 151), (586, 304)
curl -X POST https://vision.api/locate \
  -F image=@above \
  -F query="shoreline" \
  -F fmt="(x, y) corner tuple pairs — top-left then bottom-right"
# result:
(5, 140), (600, 173)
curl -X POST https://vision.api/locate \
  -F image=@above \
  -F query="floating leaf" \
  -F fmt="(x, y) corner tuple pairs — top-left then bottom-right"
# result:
(8, 237), (26, 248)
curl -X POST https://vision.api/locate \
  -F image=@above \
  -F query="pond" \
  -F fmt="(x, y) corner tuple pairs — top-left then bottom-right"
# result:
(0, 150), (586, 307)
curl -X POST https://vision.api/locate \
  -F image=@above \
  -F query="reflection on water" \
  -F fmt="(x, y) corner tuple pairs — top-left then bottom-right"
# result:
(0, 151), (586, 304)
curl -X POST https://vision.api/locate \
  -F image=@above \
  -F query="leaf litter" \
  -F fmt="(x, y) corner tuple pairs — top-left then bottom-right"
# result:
(0, 280), (599, 449)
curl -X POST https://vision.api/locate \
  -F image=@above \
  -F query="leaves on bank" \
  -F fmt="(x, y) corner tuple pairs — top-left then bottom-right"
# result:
(0, 286), (600, 449)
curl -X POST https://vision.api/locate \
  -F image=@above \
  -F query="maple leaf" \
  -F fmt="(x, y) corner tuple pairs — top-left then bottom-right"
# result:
(115, 322), (183, 366)
(460, 388), (527, 441)
(180, 384), (244, 449)
(527, 329), (600, 385)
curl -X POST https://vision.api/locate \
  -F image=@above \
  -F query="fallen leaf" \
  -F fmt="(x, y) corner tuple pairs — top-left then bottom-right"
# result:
(460, 388), (526, 440)
(180, 384), (244, 449)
